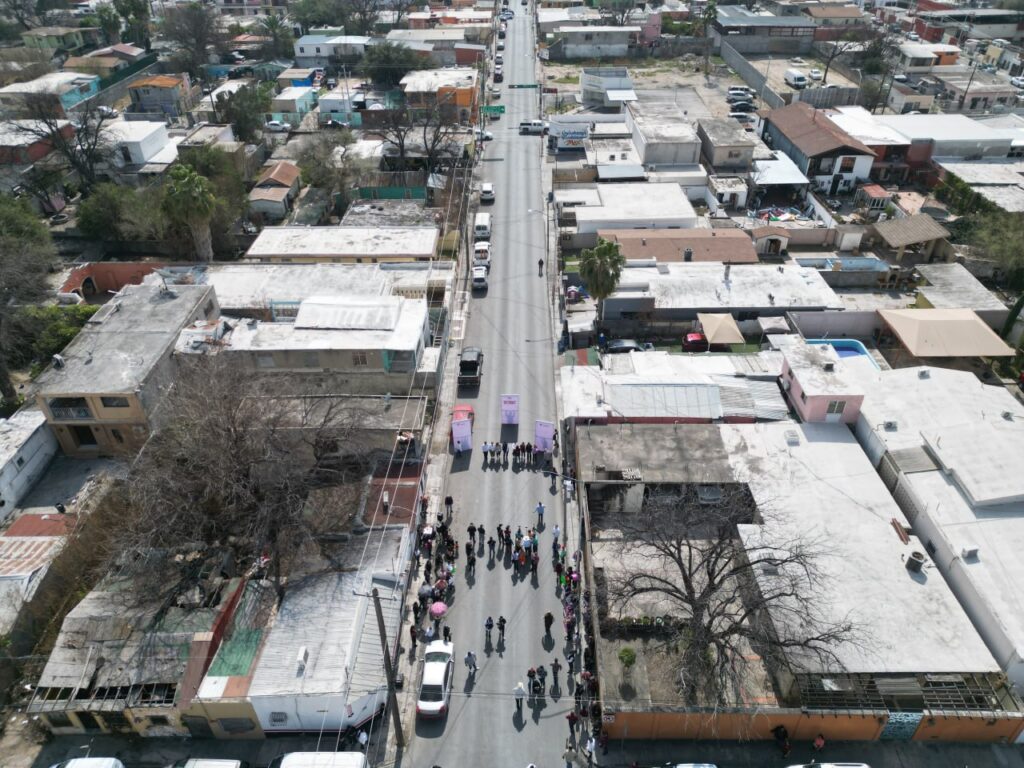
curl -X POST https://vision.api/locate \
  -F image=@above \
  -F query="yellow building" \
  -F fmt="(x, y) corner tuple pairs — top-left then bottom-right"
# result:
(34, 283), (218, 457)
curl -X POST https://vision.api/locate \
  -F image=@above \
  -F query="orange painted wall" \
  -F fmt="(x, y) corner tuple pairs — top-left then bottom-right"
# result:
(913, 712), (1024, 743)
(602, 709), (886, 742)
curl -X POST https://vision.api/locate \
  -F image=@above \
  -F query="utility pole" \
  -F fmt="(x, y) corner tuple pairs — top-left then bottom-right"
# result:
(371, 588), (405, 748)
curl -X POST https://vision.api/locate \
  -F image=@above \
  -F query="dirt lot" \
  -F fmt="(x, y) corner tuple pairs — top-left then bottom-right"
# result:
(744, 54), (859, 95)
(541, 56), (763, 117)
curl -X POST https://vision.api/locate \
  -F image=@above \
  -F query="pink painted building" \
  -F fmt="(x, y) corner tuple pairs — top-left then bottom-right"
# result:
(779, 338), (863, 425)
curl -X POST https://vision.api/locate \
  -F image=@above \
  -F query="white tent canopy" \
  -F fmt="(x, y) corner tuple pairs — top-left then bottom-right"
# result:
(697, 313), (745, 345)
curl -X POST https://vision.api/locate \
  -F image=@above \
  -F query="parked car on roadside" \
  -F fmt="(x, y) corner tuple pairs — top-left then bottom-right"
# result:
(264, 120), (290, 132)
(808, 68), (823, 80)
(604, 339), (642, 354)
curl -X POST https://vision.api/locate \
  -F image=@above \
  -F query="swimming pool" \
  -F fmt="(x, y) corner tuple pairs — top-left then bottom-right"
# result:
(806, 338), (880, 369)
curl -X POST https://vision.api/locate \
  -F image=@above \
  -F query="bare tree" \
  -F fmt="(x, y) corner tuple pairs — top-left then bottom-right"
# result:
(345, 0), (381, 35)
(162, 2), (224, 77)
(295, 129), (356, 198)
(598, 485), (857, 705)
(6, 96), (115, 192)
(379, 106), (416, 170)
(417, 105), (463, 172)
(820, 30), (873, 84)
(100, 358), (383, 603)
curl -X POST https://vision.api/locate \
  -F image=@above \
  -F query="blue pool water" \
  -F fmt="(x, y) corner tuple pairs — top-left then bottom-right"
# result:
(806, 338), (880, 369)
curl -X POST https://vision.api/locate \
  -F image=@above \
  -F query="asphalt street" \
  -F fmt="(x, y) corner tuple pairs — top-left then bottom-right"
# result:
(404, 5), (572, 768)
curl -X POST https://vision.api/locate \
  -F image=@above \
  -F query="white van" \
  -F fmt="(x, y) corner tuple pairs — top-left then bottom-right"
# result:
(474, 212), (491, 240)
(519, 119), (546, 135)
(784, 68), (808, 89)
(267, 754), (367, 768)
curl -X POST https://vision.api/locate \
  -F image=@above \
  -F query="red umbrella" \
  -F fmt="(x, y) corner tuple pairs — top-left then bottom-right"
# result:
(430, 600), (449, 619)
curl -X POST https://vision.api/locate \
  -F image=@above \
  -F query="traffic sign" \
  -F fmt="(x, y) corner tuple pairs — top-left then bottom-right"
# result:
(509, 83), (539, 89)
(482, 105), (506, 114)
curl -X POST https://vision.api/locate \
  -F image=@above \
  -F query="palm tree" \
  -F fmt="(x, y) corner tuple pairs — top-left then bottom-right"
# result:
(579, 239), (626, 321)
(163, 164), (215, 262)
(700, 0), (717, 75)
(257, 14), (293, 60)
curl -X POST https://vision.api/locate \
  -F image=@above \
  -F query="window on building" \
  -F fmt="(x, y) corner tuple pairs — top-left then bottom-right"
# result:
(799, 391), (807, 404)
(352, 351), (369, 367)
(727, 150), (742, 159)
(101, 396), (130, 408)
(299, 46), (305, 52)
(316, 47), (320, 52)
(839, 156), (855, 173)
(270, 711), (288, 725)
(218, 717), (256, 734)
(15, 456), (24, 467)
(826, 400), (846, 414)
(584, 33), (593, 40)
(148, 715), (170, 726)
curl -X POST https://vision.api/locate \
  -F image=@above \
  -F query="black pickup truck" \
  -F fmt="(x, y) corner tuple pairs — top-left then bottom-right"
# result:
(458, 346), (484, 387)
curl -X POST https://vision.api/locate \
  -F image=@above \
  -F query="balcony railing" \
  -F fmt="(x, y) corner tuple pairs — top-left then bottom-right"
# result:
(50, 406), (93, 420)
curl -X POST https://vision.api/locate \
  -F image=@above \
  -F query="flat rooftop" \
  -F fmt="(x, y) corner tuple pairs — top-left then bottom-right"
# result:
(627, 100), (699, 144)
(214, 296), (428, 353)
(561, 352), (789, 422)
(777, 336), (865, 398)
(610, 263), (843, 311)
(341, 200), (439, 228)
(699, 118), (755, 147)
(35, 284), (211, 397)
(581, 421), (1001, 675)
(246, 226), (439, 260)
(856, 366), (1024, 653)
(575, 182), (697, 225)
(877, 113), (1012, 147)
(400, 67), (477, 92)
(0, 410), (47, 468)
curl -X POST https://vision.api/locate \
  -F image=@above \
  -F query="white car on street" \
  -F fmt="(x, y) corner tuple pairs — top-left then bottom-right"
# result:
(808, 68), (823, 80)
(417, 640), (454, 717)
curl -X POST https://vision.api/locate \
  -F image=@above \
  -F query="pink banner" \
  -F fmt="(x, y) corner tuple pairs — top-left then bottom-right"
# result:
(534, 420), (555, 451)
(452, 418), (473, 452)
(501, 394), (520, 425)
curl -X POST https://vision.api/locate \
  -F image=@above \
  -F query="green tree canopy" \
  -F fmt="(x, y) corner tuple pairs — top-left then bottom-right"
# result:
(163, 164), (216, 261)
(95, 3), (122, 43)
(362, 41), (423, 88)
(218, 82), (273, 143)
(579, 239), (626, 318)
(0, 197), (56, 403)
(162, 2), (223, 77)
(256, 14), (294, 59)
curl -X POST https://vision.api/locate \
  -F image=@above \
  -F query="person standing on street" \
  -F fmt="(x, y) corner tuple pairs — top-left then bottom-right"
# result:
(485, 616), (494, 641)
(444, 495), (453, 516)
(443, 624), (451, 643)
(536, 500), (545, 525)
(567, 710), (580, 738)
(488, 536), (497, 558)
(498, 615), (507, 642)
(409, 624), (418, 653)
(513, 681), (526, 712)
(465, 650), (478, 675)
(544, 611), (555, 636)
(468, 522), (477, 544)
(503, 441), (509, 461)
(552, 524), (561, 549)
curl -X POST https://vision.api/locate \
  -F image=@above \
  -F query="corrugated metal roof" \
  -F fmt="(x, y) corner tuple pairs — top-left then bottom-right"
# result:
(0, 537), (61, 578)
(294, 295), (403, 331)
(604, 382), (721, 419)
